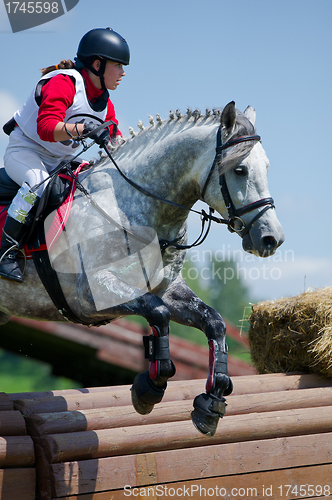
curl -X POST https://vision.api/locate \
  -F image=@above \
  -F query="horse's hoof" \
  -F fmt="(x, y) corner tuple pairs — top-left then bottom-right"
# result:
(223, 377), (233, 396)
(131, 370), (166, 415)
(131, 384), (155, 415)
(191, 392), (227, 436)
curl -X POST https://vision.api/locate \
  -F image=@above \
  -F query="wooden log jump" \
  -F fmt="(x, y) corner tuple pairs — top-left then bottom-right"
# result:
(0, 392), (35, 500)
(4, 372), (332, 499)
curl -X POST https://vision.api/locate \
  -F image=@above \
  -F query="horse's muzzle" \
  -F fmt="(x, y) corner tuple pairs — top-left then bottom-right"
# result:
(242, 231), (285, 257)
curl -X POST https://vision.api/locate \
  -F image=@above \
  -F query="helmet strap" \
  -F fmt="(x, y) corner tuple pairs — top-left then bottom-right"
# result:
(96, 58), (107, 91)
(84, 57), (107, 90)
(99, 74), (107, 91)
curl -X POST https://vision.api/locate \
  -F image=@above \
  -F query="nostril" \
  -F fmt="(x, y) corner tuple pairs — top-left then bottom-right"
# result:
(262, 235), (277, 254)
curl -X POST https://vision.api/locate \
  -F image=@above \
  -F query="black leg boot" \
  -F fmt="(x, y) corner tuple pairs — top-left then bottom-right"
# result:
(0, 217), (27, 283)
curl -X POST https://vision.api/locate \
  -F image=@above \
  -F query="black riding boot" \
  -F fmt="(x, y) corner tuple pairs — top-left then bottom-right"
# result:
(0, 217), (27, 283)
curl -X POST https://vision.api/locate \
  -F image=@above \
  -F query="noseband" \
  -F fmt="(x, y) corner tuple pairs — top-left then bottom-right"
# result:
(201, 126), (275, 236)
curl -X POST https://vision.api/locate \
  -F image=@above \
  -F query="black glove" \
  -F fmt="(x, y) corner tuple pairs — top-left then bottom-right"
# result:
(82, 121), (110, 146)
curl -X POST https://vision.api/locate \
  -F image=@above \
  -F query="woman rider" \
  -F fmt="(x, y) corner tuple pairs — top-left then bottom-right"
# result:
(0, 27), (130, 283)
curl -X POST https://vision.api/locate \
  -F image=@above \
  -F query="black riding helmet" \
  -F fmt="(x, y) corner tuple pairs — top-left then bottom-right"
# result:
(76, 27), (130, 89)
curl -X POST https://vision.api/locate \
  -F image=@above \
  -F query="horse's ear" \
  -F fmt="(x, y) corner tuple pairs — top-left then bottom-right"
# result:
(244, 105), (256, 126)
(221, 101), (236, 134)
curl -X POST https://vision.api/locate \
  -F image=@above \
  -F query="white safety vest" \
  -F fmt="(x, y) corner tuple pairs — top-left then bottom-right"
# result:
(14, 69), (108, 158)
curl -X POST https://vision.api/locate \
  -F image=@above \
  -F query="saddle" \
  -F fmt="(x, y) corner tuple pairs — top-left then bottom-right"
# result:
(0, 164), (79, 255)
(0, 163), (95, 325)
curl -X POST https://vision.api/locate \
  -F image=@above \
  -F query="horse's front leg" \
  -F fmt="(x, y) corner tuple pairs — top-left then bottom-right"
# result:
(129, 292), (176, 415)
(162, 275), (233, 436)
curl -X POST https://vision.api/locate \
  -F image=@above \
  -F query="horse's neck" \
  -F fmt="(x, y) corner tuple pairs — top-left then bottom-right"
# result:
(78, 118), (220, 245)
(113, 117), (219, 209)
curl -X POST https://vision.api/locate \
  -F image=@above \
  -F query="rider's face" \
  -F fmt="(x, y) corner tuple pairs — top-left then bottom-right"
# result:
(103, 60), (126, 91)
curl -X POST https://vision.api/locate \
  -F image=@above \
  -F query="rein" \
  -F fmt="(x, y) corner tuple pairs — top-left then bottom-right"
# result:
(101, 146), (220, 251)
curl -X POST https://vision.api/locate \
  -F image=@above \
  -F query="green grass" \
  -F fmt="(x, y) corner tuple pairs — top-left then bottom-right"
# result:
(0, 348), (81, 393)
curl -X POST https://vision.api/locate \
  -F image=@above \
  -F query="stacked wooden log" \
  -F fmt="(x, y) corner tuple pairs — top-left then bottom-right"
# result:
(0, 392), (35, 500)
(8, 373), (332, 500)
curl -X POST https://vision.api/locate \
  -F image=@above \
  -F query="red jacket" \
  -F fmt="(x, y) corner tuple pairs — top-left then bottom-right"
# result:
(36, 69), (121, 142)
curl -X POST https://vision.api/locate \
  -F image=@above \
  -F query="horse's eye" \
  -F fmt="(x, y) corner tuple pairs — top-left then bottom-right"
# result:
(234, 166), (248, 176)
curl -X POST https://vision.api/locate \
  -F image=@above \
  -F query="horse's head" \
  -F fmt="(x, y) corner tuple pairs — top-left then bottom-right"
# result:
(202, 101), (284, 257)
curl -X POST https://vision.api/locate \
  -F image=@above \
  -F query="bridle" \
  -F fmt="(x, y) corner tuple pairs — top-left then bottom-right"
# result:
(201, 126), (275, 237)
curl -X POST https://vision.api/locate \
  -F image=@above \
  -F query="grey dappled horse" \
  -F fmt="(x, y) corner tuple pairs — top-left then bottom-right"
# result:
(0, 102), (284, 435)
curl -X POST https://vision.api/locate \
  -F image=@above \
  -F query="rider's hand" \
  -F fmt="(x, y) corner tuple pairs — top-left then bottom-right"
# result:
(82, 122), (110, 146)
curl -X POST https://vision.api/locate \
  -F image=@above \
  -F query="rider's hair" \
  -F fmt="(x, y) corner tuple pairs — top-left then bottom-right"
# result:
(40, 59), (76, 76)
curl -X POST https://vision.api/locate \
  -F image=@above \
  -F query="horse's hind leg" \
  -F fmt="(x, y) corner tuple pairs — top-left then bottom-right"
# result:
(128, 293), (176, 415)
(161, 276), (233, 436)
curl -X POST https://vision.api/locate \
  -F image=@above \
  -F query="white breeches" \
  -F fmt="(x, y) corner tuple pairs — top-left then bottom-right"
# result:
(4, 127), (73, 197)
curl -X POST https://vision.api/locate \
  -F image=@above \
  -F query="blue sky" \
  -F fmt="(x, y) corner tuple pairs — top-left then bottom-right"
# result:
(0, 0), (331, 302)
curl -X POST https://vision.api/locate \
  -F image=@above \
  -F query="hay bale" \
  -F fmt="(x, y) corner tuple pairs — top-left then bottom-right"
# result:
(248, 287), (332, 377)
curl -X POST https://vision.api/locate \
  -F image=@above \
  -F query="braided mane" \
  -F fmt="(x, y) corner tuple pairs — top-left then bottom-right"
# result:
(128, 107), (222, 137)
(113, 108), (223, 161)
(112, 106), (256, 172)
